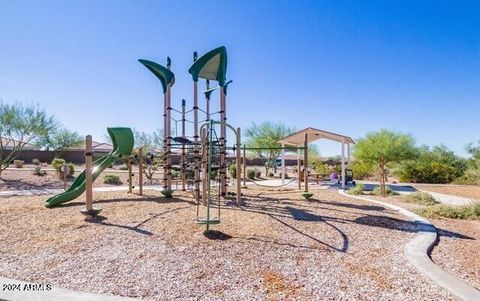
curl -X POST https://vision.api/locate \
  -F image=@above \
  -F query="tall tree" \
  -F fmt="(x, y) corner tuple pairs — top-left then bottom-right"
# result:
(36, 128), (83, 156)
(0, 102), (56, 177)
(353, 130), (417, 196)
(245, 122), (295, 175)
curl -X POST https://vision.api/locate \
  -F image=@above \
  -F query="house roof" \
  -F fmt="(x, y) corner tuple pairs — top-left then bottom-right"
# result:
(278, 127), (355, 146)
(1, 138), (37, 150)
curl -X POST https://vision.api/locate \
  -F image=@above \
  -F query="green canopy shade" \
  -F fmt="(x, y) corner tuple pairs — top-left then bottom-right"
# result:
(188, 46), (227, 86)
(138, 59), (175, 94)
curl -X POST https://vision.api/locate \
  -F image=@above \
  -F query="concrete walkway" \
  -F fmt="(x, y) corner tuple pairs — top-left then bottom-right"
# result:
(0, 276), (137, 301)
(339, 190), (480, 301)
(419, 190), (476, 206)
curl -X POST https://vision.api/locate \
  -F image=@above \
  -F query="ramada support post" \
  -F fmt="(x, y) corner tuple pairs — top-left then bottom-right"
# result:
(297, 152), (301, 190)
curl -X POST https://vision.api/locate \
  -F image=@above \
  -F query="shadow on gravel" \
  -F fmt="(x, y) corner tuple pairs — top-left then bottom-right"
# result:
(85, 215), (153, 236)
(204, 230), (233, 240)
(55, 196), (197, 208)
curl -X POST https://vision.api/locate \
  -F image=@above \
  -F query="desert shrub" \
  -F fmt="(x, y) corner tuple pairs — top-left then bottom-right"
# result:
(52, 158), (74, 178)
(161, 189), (173, 198)
(33, 166), (46, 176)
(348, 183), (365, 195)
(404, 192), (439, 206)
(229, 164), (236, 179)
(314, 163), (330, 177)
(14, 160), (24, 168)
(415, 203), (480, 220)
(454, 168), (480, 185)
(51, 158), (65, 171)
(351, 160), (375, 180)
(373, 186), (397, 196)
(397, 146), (467, 184)
(32, 158), (41, 166)
(255, 168), (261, 178)
(103, 174), (122, 185)
(268, 172), (274, 177)
(171, 169), (179, 179)
(247, 169), (256, 179)
(302, 192), (314, 200)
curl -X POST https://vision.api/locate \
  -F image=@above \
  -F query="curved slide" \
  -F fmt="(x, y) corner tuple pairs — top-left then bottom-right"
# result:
(45, 127), (134, 207)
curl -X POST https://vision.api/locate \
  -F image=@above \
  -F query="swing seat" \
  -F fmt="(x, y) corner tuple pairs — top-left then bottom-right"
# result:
(195, 217), (220, 225)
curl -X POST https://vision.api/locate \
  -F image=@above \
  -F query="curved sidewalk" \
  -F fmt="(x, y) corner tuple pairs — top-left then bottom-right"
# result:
(339, 190), (480, 301)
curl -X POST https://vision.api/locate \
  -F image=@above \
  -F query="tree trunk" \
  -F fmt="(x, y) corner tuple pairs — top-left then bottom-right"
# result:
(379, 163), (386, 197)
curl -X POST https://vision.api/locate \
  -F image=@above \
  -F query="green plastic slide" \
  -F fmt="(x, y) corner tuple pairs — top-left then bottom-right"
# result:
(45, 127), (134, 207)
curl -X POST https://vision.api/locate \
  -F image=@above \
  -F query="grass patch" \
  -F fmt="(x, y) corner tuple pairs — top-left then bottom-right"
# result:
(348, 183), (365, 195)
(415, 202), (480, 220)
(373, 186), (398, 196)
(302, 192), (314, 200)
(404, 192), (439, 206)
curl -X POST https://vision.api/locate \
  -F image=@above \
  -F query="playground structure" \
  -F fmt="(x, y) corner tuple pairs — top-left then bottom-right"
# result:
(43, 46), (354, 232)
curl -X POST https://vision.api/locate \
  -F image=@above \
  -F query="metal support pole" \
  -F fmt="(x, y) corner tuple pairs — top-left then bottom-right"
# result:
(139, 148), (143, 196)
(128, 158), (133, 193)
(243, 144), (246, 187)
(304, 133), (308, 193)
(85, 135), (93, 210)
(347, 143), (351, 166)
(236, 127), (241, 206)
(281, 143), (285, 185)
(201, 128), (208, 206)
(220, 86), (227, 197)
(181, 99), (186, 191)
(162, 86), (168, 191)
(166, 57), (172, 191)
(341, 138), (346, 189)
(193, 80), (200, 204)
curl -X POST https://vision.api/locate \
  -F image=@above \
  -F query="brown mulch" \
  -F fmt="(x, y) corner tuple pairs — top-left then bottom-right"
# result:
(0, 188), (453, 300)
(413, 184), (480, 201)
(368, 194), (480, 291)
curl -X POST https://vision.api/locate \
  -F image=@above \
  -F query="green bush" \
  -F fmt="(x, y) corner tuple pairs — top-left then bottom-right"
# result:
(229, 164), (236, 179)
(161, 189), (174, 198)
(103, 174), (122, 185)
(314, 163), (330, 177)
(52, 158), (75, 178)
(51, 158), (66, 171)
(397, 146), (467, 184)
(268, 172), (274, 177)
(32, 158), (41, 166)
(348, 183), (365, 195)
(171, 169), (179, 179)
(247, 169), (256, 179)
(302, 192), (314, 200)
(33, 166), (46, 176)
(415, 203), (480, 220)
(351, 161), (375, 180)
(404, 192), (439, 206)
(454, 168), (480, 185)
(14, 160), (24, 168)
(255, 168), (261, 178)
(373, 186), (397, 196)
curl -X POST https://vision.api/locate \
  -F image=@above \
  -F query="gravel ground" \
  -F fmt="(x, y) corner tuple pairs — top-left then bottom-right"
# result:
(368, 193), (480, 292)
(413, 184), (480, 201)
(0, 188), (454, 300)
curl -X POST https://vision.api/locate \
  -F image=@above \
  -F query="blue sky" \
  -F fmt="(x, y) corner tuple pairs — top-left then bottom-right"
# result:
(1, 1), (479, 156)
